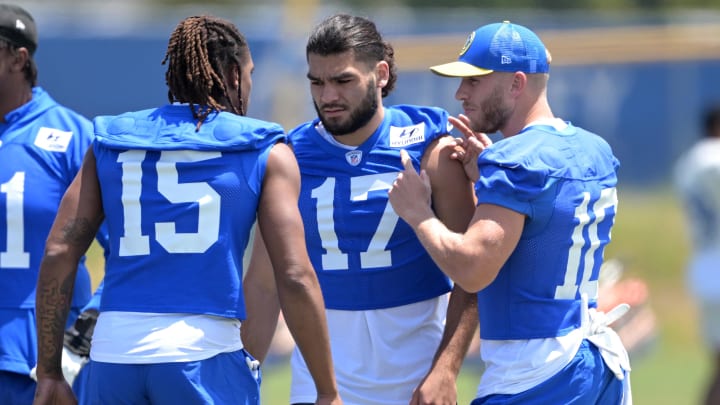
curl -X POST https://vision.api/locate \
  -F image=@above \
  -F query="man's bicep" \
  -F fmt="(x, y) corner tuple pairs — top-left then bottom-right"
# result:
(49, 148), (105, 254)
(257, 144), (307, 269)
(422, 136), (476, 232)
(469, 203), (524, 263)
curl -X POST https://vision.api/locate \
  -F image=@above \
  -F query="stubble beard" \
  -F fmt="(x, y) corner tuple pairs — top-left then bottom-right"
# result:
(471, 86), (512, 135)
(315, 78), (378, 136)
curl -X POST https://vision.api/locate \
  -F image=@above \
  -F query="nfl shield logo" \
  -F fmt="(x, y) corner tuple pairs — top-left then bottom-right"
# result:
(345, 150), (362, 166)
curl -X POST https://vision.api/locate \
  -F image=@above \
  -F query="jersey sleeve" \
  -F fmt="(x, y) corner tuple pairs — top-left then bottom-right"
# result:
(393, 105), (453, 144)
(474, 139), (551, 217)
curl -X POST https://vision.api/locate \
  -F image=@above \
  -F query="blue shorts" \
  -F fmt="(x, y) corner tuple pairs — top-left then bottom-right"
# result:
(72, 361), (92, 404)
(471, 340), (629, 405)
(0, 370), (36, 405)
(81, 349), (260, 405)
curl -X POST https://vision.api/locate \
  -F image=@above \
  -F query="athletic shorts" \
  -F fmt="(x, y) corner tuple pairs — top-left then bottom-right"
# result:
(0, 370), (35, 405)
(81, 349), (260, 405)
(470, 340), (630, 405)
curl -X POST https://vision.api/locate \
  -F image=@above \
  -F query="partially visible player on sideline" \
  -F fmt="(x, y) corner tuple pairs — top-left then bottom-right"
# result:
(389, 21), (632, 404)
(0, 4), (105, 403)
(33, 14), (341, 405)
(674, 103), (720, 405)
(243, 13), (478, 405)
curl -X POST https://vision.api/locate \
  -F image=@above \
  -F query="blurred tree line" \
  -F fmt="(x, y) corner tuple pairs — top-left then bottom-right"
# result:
(153, 0), (720, 9)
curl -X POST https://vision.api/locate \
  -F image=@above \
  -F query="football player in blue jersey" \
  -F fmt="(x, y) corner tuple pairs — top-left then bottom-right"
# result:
(0, 4), (106, 403)
(244, 13), (479, 405)
(33, 14), (341, 405)
(389, 21), (632, 404)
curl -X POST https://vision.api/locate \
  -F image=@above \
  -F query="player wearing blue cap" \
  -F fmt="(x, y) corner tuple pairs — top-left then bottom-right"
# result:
(0, 3), (107, 403)
(244, 13), (479, 405)
(390, 21), (632, 404)
(33, 14), (341, 405)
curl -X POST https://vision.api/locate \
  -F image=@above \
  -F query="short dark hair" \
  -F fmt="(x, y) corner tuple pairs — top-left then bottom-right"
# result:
(306, 14), (397, 98)
(703, 104), (720, 138)
(162, 15), (249, 130)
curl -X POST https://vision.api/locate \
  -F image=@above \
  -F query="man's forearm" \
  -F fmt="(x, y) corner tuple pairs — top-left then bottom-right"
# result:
(277, 271), (338, 397)
(429, 285), (478, 376)
(241, 284), (280, 363)
(242, 229), (282, 363)
(36, 255), (76, 379)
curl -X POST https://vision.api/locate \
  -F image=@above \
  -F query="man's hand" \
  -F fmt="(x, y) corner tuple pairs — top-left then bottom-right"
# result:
(388, 149), (435, 229)
(33, 377), (77, 405)
(29, 346), (88, 386)
(31, 309), (97, 386)
(448, 114), (492, 183)
(410, 369), (457, 405)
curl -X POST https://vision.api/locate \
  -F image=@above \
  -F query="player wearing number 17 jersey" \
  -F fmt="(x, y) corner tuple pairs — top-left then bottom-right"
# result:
(389, 21), (632, 404)
(33, 15), (341, 405)
(242, 14), (478, 405)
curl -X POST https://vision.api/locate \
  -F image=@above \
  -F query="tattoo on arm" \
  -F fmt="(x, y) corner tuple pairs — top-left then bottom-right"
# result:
(37, 218), (96, 373)
(37, 274), (75, 373)
(61, 218), (98, 247)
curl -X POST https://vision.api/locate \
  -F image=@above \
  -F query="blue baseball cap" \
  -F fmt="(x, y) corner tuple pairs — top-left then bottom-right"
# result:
(430, 21), (549, 77)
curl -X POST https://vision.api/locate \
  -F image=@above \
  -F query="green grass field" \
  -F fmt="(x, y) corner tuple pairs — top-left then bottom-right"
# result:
(86, 188), (710, 404)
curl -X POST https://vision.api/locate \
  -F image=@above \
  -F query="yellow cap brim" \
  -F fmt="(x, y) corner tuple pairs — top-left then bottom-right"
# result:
(429, 61), (493, 77)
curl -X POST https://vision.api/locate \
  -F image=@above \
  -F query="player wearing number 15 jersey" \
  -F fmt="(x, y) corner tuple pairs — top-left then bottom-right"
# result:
(242, 14), (478, 405)
(33, 15), (341, 405)
(390, 21), (631, 404)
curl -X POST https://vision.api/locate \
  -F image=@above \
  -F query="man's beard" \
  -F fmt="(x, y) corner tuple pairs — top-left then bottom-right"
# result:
(472, 86), (511, 135)
(315, 79), (378, 136)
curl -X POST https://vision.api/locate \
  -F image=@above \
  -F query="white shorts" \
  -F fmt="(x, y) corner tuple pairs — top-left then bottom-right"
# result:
(289, 294), (449, 405)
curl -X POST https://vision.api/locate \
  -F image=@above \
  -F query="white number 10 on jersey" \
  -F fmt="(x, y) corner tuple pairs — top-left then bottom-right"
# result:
(555, 187), (617, 300)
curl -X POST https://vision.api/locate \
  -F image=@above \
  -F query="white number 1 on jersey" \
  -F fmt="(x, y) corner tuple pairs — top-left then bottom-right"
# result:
(1, 172), (30, 268)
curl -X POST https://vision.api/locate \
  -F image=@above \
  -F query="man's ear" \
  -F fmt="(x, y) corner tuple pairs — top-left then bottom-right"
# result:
(9, 47), (30, 73)
(510, 71), (527, 97)
(376, 60), (390, 88)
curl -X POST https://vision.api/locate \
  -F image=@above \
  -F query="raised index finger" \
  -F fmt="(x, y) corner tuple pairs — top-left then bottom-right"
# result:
(400, 149), (415, 172)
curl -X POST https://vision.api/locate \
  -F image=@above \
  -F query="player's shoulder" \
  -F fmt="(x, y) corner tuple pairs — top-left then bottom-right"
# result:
(286, 119), (316, 140)
(572, 125), (614, 152)
(285, 119), (322, 150)
(212, 112), (286, 147)
(94, 105), (285, 151)
(382, 105), (453, 151)
(484, 123), (617, 181)
(33, 88), (93, 134)
(386, 104), (450, 128)
(215, 111), (284, 134)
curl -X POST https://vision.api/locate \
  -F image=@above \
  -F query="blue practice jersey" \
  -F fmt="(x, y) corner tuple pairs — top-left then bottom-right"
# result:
(0, 87), (98, 375)
(475, 123), (620, 340)
(289, 105), (454, 310)
(93, 104), (284, 320)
